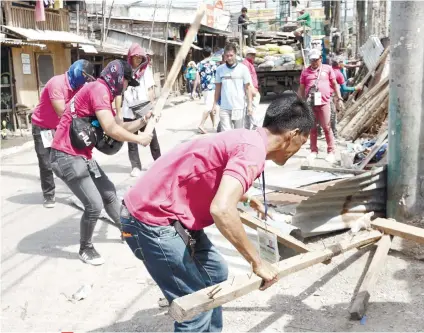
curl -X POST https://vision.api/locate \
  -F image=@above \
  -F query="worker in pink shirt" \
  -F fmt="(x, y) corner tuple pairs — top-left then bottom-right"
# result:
(121, 92), (314, 332)
(31, 60), (95, 208)
(50, 60), (152, 265)
(242, 48), (264, 129)
(298, 49), (343, 164)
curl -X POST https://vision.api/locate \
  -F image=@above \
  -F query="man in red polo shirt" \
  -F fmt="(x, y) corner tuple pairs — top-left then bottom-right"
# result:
(121, 92), (314, 332)
(298, 49), (342, 164)
(31, 60), (94, 208)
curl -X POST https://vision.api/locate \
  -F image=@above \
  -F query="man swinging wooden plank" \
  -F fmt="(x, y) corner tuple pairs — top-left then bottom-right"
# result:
(118, 6), (316, 333)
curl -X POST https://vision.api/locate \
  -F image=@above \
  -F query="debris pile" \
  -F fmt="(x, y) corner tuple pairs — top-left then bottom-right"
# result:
(337, 48), (390, 141)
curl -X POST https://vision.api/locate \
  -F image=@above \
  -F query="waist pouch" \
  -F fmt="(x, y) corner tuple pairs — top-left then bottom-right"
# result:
(69, 97), (98, 149)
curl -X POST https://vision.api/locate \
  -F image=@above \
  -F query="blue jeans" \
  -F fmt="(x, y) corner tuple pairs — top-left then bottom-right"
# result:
(120, 210), (228, 332)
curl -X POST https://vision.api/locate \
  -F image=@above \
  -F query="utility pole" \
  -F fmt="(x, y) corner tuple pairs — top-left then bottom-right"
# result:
(164, 0), (172, 81)
(149, 0), (158, 50)
(387, 1), (424, 221)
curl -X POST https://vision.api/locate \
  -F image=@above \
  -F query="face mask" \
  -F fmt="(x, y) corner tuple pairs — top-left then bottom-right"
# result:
(225, 62), (237, 69)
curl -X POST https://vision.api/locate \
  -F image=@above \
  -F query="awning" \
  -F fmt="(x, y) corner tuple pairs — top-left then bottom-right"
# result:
(1, 26), (94, 45)
(0, 37), (46, 48)
(79, 44), (98, 54)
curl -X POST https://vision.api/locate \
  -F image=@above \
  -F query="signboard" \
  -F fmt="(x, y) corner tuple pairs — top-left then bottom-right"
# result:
(203, 1), (231, 31)
(21, 53), (31, 75)
(257, 228), (279, 264)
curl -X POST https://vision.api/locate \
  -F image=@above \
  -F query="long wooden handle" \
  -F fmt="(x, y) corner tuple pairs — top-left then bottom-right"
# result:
(144, 4), (206, 135)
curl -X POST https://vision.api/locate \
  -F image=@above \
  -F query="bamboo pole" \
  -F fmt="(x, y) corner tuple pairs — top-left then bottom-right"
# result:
(148, 0), (158, 50)
(164, 0), (172, 82)
(143, 5), (206, 136)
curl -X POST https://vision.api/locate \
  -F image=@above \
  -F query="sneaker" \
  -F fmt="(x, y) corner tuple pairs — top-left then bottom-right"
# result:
(307, 152), (317, 162)
(79, 246), (105, 266)
(158, 297), (170, 308)
(325, 153), (336, 164)
(130, 167), (142, 178)
(43, 197), (55, 208)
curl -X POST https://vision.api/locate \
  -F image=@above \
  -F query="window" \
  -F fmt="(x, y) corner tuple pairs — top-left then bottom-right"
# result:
(36, 54), (54, 93)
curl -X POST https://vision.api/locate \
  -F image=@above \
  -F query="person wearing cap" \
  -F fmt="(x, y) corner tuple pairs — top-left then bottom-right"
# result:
(31, 59), (95, 209)
(115, 43), (161, 178)
(50, 60), (153, 266)
(242, 47), (263, 130)
(238, 7), (259, 47)
(294, 6), (312, 40)
(298, 49), (343, 164)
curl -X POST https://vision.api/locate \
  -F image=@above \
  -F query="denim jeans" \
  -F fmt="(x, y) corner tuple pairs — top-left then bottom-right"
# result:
(32, 124), (55, 199)
(50, 149), (121, 248)
(120, 210), (228, 332)
(123, 118), (161, 170)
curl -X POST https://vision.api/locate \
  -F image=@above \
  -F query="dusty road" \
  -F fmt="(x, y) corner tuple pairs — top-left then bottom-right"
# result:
(1, 99), (424, 332)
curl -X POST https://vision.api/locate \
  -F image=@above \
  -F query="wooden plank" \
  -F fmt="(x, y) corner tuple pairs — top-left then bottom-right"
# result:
(252, 182), (317, 197)
(239, 210), (310, 254)
(168, 230), (382, 323)
(144, 5), (206, 135)
(300, 165), (366, 175)
(350, 234), (392, 319)
(357, 131), (388, 170)
(371, 218), (424, 244)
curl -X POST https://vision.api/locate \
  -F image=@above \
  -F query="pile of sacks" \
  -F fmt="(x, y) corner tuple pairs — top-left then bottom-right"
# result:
(243, 44), (303, 68)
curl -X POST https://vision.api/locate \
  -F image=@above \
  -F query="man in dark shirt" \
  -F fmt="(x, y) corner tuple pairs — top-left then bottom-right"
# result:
(238, 7), (258, 47)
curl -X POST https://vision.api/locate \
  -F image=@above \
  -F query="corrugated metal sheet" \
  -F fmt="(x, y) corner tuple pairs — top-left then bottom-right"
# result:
(0, 38), (46, 48)
(360, 36), (384, 71)
(1, 26), (94, 45)
(292, 167), (387, 237)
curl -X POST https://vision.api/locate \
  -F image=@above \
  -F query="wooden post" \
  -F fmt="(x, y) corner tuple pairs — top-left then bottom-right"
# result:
(164, 0), (172, 81)
(168, 230), (382, 323)
(148, 0), (158, 50)
(143, 5), (206, 136)
(350, 234), (392, 320)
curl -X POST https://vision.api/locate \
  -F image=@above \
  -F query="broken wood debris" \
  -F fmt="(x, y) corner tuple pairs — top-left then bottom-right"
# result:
(350, 234), (392, 320)
(370, 218), (424, 244)
(168, 230), (382, 323)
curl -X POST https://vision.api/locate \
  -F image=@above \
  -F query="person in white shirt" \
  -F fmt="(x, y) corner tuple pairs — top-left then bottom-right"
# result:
(115, 43), (161, 177)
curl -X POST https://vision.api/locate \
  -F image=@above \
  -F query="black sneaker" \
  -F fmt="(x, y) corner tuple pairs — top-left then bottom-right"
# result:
(79, 245), (105, 266)
(43, 197), (55, 208)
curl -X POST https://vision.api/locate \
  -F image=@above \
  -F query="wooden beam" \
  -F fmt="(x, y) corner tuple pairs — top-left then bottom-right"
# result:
(239, 210), (310, 254)
(357, 130), (388, 170)
(350, 234), (392, 319)
(168, 230), (382, 323)
(144, 5), (206, 135)
(252, 182), (316, 197)
(371, 218), (424, 244)
(300, 165), (366, 175)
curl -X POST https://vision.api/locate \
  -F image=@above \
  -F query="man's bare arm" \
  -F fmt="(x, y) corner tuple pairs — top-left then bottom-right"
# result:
(298, 84), (306, 99)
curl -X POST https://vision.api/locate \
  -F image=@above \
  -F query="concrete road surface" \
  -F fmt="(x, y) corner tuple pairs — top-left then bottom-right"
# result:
(2, 98), (423, 332)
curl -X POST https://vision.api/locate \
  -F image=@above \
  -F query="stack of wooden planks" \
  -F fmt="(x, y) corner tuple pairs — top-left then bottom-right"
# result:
(337, 47), (390, 141)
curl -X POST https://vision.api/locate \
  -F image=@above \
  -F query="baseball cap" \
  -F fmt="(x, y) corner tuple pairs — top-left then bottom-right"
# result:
(309, 49), (321, 60)
(296, 6), (305, 12)
(246, 47), (257, 55)
(121, 60), (139, 87)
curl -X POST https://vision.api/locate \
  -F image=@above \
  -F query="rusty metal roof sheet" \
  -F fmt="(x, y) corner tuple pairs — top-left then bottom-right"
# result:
(0, 37), (46, 48)
(1, 26), (94, 45)
(292, 167), (387, 237)
(360, 36), (384, 71)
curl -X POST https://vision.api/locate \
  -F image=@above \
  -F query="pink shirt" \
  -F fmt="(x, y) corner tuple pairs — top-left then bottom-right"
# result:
(300, 64), (336, 105)
(124, 128), (268, 230)
(242, 58), (259, 90)
(51, 79), (115, 159)
(31, 74), (75, 130)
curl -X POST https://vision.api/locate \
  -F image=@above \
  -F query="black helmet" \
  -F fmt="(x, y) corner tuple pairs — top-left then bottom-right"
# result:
(94, 127), (124, 155)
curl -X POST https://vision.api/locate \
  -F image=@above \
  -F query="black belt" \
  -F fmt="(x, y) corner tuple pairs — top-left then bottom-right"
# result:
(172, 220), (196, 257)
